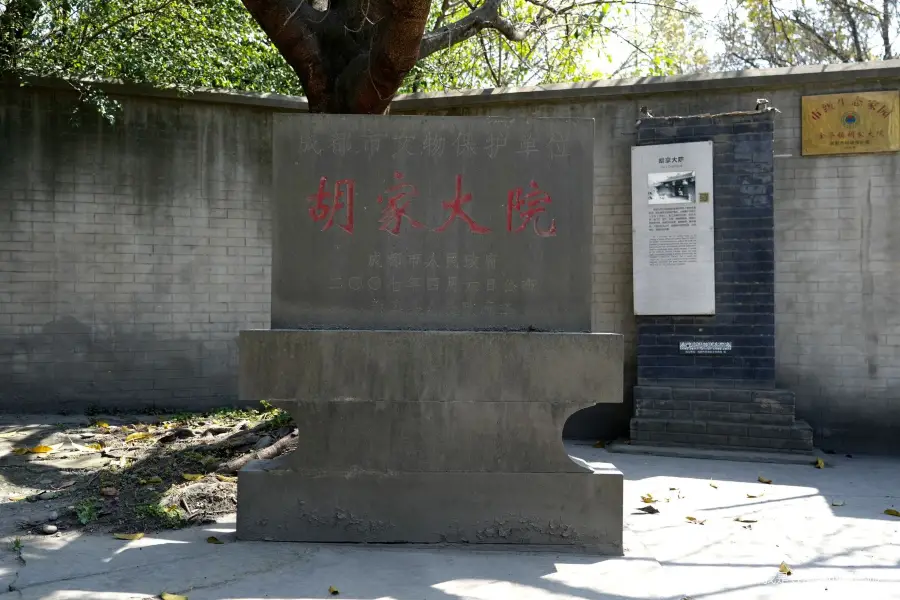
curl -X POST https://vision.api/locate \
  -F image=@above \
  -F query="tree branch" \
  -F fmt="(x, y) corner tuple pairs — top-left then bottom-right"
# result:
(834, 0), (867, 61)
(419, 0), (525, 60)
(76, 0), (180, 50)
(789, 12), (852, 62)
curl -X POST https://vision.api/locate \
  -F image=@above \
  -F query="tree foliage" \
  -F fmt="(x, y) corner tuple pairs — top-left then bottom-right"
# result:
(406, 0), (620, 92)
(1, 0), (703, 115)
(0, 0), (301, 115)
(611, 0), (707, 77)
(715, 0), (899, 70)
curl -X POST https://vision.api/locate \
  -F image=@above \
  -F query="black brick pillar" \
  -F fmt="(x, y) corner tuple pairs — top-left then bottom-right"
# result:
(635, 112), (776, 389)
(628, 110), (813, 453)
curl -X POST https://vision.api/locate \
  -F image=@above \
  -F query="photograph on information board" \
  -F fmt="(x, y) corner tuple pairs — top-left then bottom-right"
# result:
(647, 171), (696, 204)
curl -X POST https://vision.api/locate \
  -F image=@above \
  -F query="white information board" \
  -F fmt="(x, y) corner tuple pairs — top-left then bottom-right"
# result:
(631, 141), (715, 315)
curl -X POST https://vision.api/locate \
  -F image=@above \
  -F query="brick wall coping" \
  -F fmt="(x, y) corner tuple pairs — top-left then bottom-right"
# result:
(5, 59), (900, 113)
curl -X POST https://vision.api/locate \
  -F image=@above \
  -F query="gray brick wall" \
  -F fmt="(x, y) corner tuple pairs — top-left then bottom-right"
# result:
(4, 62), (900, 451)
(0, 86), (273, 412)
(398, 64), (900, 451)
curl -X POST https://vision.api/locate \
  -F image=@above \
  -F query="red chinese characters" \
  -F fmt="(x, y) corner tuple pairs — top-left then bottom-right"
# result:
(377, 172), (425, 235)
(434, 174), (491, 234)
(307, 173), (559, 237)
(506, 180), (557, 237)
(308, 176), (354, 234)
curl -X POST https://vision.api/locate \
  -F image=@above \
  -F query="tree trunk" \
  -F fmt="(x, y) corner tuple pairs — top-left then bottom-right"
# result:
(240, 0), (430, 114)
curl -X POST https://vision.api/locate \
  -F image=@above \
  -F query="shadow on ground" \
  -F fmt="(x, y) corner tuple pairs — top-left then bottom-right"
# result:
(0, 411), (290, 536)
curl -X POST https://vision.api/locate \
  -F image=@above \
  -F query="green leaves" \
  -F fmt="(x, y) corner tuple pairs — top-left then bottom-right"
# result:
(3, 0), (300, 107)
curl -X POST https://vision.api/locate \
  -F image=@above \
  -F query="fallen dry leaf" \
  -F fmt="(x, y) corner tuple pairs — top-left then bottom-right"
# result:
(29, 445), (54, 454)
(113, 532), (144, 541)
(758, 476), (773, 484)
(734, 516), (757, 523)
(686, 516), (706, 525)
(637, 506), (660, 514)
(640, 494), (656, 504)
(814, 457), (825, 469)
(182, 473), (204, 482)
(8, 496), (26, 502)
(747, 491), (765, 499)
(884, 508), (900, 518)
(832, 500), (845, 507)
(329, 586), (340, 596)
(779, 561), (792, 575)
(709, 482), (718, 489)
(100, 487), (118, 497)
(206, 536), (224, 544)
(87, 442), (103, 451)
(215, 474), (237, 483)
(160, 593), (188, 600)
(95, 421), (110, 429)
(125, 432), (153, 443)
(592, 440), (605, 448)
(11, 448), (29, 455)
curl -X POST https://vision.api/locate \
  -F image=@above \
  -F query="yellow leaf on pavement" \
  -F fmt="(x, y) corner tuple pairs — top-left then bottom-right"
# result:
(686, 516), (705, 524)
(29, 445), (53, 454)
(329, 586), (340, 596)
(11, 448), (29, 455)
(758, 476), (772, 484)
(160, 593), (188, 600)
(125, 432), (153, 443)
(215, 474), (237, 483)
(87, 442), (103, 451)
(640, 494), (655, 504)
(182, 473), (203, 481)
(113, 532), (144, 541)
(814, 457), (825, 469)
(206, 536), (224, 544)
(779, 561), (792, 575)
(95, 421), (110, 429)
(884, 508), (900, 517)
(8, 496), (26, 502)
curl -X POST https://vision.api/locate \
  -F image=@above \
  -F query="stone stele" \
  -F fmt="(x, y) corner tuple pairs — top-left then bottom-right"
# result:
(236, 329), (625, 553)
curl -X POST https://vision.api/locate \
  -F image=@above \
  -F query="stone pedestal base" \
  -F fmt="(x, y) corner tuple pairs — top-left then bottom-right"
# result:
(235, 329), (625, 553)
(237, 457), (623, 552)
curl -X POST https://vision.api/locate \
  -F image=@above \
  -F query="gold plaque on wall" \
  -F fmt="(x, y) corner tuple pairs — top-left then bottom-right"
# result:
(801, 91), (900, 156)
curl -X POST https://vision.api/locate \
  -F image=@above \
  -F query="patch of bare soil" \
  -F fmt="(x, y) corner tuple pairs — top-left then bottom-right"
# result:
(1, 404), (296, 537)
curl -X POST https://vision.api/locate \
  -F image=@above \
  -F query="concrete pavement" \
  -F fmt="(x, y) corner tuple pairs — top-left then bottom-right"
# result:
(1, 442), (898, 599)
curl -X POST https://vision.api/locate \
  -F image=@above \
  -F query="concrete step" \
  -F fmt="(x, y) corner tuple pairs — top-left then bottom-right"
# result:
(634, 406), (794, 425)
(630, 417), (814, 452)
(634, 387), (797, 422)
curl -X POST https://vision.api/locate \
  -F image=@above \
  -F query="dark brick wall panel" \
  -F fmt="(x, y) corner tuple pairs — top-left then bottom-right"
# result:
(635, 112), (776, 389)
